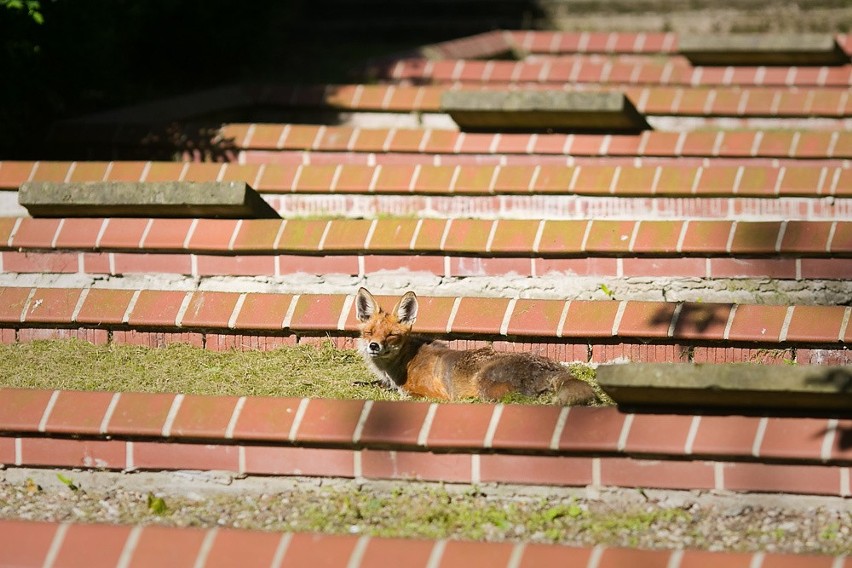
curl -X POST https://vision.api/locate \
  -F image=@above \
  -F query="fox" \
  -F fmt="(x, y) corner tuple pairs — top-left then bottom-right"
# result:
(355, 287), (597, 405)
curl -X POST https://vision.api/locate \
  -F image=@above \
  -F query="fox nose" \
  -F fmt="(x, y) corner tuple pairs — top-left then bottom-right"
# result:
(368, 342), (381, 353)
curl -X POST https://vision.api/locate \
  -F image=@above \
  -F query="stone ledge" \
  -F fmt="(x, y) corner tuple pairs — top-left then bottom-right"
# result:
(679, 34), (850, 66)
(597, 363), (852, 412)
(441, 90), (650, 133)
(18, 181), (280, 219)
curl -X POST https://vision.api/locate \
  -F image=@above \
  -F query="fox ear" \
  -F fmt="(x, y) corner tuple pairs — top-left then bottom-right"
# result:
(395, 291), (418, 326)
(355, 288), (378, 323)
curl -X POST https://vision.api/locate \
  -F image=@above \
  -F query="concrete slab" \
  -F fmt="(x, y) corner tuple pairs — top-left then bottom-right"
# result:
(596, 363), (852, 413)
(441, 90), (650, 133)
(18, 181), (280, 219)
(679, 34), (850, 66)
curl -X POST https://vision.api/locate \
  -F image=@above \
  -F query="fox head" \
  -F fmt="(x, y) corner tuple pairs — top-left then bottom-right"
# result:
(355, 287), (418, 360)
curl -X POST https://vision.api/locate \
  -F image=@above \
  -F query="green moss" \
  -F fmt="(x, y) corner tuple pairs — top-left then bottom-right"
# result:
(0, 339), (609, 405)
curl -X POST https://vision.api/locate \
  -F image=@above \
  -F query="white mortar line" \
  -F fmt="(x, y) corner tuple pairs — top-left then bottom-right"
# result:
(532, 220), (546, 253)
(549, 407), (570, 450)
(19, 288), (37, 323)
(483, 404), (504, 448)
(499, 298), (517, 336)
(99, 393), (122, 435)
(751, 417), (768, 457)
(138, 218), (154, 249)
(556, 300), (571, 339)
(409, 219), (424, 250)
(50, 219), (65, 249)
(352, 400), (374, 444)
(115, 526), (143, 568)
(407, 164), (421, 193)
(43, 523), (69, 568)
(161, 394), (185, 438)
(667, 302), (683, 338)
(484, 220), (499, 253)
(683, 415), (701, 455)
(723, 304), (738, 340)
(778, 306), (795, 342)
(317, 220), (333, 251)
(227, 219), (243, 252)
(611, 300), (627, 337)
(71, 288), (90, 323)
(346, 536), (371, 568)
(227, 293), (247, 329)
(616, 413), (634, 451)
(774, 220), (788, 253)
(439, 219), (454, 251)
(121, 290), (142, 324)
(282, 294), (301, 329)
(338, 295), (355, 331)
(417, 403), (439, 446)
(269, 533), (294, 568)
(224, 396), (247, 440)
(471, 454), (481, 484)
(192, 528), (218, 568)
(822, 418), (839, 463)
(446, 297), (462, 334)
(838, 306), (851, 342)
(173, 291), (194, 327)
(425, 540), (447, 568)
(37, 390), (61, 433)
(288, 398), (310, 442)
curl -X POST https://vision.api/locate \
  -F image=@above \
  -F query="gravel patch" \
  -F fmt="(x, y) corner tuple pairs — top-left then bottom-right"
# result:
(1, 468), (849, 555)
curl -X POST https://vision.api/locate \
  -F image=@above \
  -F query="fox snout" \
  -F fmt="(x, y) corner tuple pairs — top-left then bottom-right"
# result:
(366, 340), (383, 356)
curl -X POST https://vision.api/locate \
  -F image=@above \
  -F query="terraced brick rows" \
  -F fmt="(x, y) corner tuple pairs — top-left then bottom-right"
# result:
(384, 57), (852, 88)
(4, 160), (851, 196)
(3, 520), (847, 568)
(1, 388), (850, 496)
(0, 287), (849, 348)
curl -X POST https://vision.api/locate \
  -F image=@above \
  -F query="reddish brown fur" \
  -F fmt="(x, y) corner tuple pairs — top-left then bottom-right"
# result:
(355, 288), (596, 405)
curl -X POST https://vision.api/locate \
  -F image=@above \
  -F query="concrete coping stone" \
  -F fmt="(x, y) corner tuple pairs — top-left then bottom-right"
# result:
(679, 33), (850, 66)
(440, 90), (650, 133)
(596, 363), (852, 413)
(18, 180), (280, 219)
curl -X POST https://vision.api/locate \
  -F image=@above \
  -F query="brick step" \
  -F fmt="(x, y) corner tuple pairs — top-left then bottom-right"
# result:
(4, 160), (850, 198)
(217, 125), (852, 158)
(3, 520), (845, 568)
(1, 388), (850, 495)
(461, 31), (852, 58)
(43, 124), (852, 160)
(4, 217), (851, 257)
(381, 57), (852, 88)
(0, 287), (848, 357)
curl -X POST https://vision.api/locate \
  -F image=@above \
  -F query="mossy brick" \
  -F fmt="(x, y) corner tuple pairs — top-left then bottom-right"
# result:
(780, 221), (833, 253)
(442, 219), (493, 252)
(53, 218), (106, 249)
(287, 294), (348, 331)
(18, 181), (279, 219)
(506, 299), (566, 336)
(277, 219), (330, 251)
(489, 219), (540, 253)
(680, 221), (733, 253)
(0, 161), (36, 188)
(730, 221), (782, 254)
(613, 166), (658, 195)
(410, 219), (449, 251)
(630, 221), (684, 253)
(23, 288), (82, 323)
(180, 291), (240, 328)
(727, 304), (788, 342)
(373, 165), (418, 192)
(9, 218), (62, 248)
(617, 301), (677, 338)
(583, 220), (636, 253)
(450, 296), (510, 335)
(76, 288), (136, 325)
(452, 166), (498, 194)
(230, 220), (286, 251)
(672, 303), (733, 341)
(126, 290), (189, 327)
(562, 300), (621, 337)
(571, 165), (618, 195)
(777, 166), (827, 196)
(234, 293), (293, 330)
(367, 219), (421, 252)
(31, 162), (73, 182)
(321, 219), (373, 251)
(413, 166), (456, 193)
(532, 166), (578, 193)
(536, 220), (588, 254)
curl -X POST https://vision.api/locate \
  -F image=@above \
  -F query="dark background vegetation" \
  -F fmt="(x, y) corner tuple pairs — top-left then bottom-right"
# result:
(0, 0), (541, 158)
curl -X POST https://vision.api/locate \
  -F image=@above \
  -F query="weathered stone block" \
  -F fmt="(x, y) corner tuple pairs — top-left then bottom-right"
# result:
(596, 362), (852, 412)
(441, 90), (650, 133)
(679, 34), (849, 66)
(18, 181), (280, 219)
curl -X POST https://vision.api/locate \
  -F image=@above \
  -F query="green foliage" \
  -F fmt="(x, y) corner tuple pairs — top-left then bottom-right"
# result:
(56, 473), (78, 491)
(147, 493), (168, 515)
(1, 0), (43, 24)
